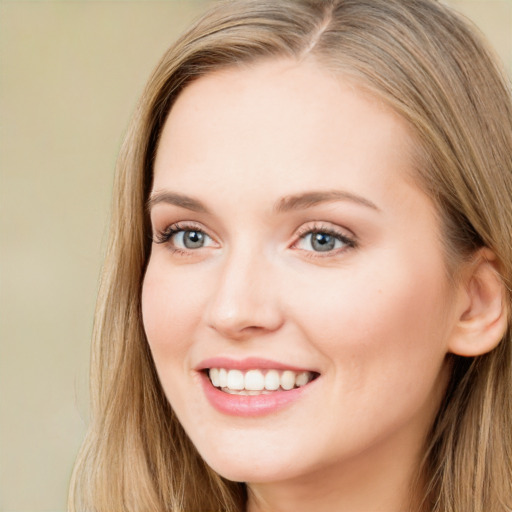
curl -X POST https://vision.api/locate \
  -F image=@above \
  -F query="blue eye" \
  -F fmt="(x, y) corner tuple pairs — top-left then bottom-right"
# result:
(296, 230), (354, 253)
(173, 230), (210, 249)
(154, 224), (215, 250)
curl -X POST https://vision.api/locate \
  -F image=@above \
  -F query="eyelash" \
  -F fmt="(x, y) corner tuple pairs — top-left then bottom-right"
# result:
(293, 223), (357, 257)
(152, 221), (357, 257)
(154, 222), (199, 244)
(153, 222), (211, 257)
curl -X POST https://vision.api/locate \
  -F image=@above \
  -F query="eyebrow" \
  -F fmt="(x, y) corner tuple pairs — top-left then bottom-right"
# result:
(147, 189), (379, 214)
(274, 190), (380, 213)
(147, 191), (209, 213)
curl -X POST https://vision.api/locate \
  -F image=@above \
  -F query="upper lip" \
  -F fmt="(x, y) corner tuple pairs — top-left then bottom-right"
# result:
(195, 356), (318, 373)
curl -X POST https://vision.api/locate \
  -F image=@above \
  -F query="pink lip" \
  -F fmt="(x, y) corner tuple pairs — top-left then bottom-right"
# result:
(199, 373), (315, 417)
(196, 356), (315, 372)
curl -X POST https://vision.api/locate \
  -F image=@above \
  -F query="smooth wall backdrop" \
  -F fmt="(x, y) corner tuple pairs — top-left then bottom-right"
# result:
(0, 1), (510, 511)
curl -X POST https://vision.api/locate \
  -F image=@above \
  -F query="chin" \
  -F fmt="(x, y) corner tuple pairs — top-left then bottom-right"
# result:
(194, 432), (307, 483)
(206, 458), (296, 484)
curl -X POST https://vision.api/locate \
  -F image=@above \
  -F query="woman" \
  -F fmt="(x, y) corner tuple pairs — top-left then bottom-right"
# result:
(69, 0), (512, 510)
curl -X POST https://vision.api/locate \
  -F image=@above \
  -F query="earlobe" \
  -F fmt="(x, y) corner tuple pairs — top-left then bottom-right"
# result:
(448, 248), (508, 357)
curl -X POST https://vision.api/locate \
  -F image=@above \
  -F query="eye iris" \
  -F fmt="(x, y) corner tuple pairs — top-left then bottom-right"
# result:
(183, 230), (205, 249)
(311, 232), (336, 252)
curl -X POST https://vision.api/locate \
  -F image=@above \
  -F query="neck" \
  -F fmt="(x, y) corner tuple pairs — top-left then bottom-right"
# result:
(245, 429), (427, 512)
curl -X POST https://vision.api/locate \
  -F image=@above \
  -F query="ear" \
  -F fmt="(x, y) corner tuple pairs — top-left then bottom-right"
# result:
(448, 248), (508, 357)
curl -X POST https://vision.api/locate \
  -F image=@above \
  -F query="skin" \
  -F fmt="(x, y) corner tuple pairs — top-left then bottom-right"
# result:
(142, 58), (466, 512)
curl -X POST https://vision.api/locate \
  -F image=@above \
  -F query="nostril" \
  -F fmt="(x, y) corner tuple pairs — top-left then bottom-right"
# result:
(203, 269), (285, 337)
(207, 318), (283, 340)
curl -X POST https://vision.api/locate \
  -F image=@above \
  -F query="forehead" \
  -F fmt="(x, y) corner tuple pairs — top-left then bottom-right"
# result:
(153, 58), (421, 214)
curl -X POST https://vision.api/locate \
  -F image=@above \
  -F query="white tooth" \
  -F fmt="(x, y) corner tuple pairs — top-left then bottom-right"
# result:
(295, 371), (310, 387)
(209, 368), (220, 387)
(265, 370), (280, 390)
(218, 368), (228, 388)
(227, 369), (244, 390)
(245, 369), (265, 391)
(281, 370), (296, 390)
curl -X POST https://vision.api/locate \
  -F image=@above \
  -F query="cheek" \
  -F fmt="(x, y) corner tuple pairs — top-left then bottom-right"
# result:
(279, 259), (453, 459)
(141, 259), (204, 362)
(287, 255), (452, 391)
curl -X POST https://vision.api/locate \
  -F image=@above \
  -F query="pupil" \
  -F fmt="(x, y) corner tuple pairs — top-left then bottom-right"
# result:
(184, 231), (204, 249)
(312, 232), (335, 252)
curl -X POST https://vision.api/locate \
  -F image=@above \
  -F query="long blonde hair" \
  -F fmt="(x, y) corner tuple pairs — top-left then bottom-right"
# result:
(69, 1), (512, 510)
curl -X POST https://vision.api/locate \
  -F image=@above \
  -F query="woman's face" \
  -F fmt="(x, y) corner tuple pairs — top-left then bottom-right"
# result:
(142, 59), (460, 488)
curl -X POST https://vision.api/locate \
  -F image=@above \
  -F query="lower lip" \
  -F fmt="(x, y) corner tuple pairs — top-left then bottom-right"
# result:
(199, 372), (315, 417)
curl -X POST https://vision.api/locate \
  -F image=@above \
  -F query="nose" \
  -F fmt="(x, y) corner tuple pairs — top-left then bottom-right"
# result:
(204, 247), (284, 340)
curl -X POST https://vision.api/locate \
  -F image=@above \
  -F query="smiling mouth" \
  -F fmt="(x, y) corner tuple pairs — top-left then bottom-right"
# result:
(206, 368), (319, 395)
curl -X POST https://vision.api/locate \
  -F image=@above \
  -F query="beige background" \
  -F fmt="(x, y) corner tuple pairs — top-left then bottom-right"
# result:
(0, 1), (510, 511)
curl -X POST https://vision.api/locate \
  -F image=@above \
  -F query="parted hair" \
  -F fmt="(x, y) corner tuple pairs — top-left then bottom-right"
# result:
(69, 1), (512, 510)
